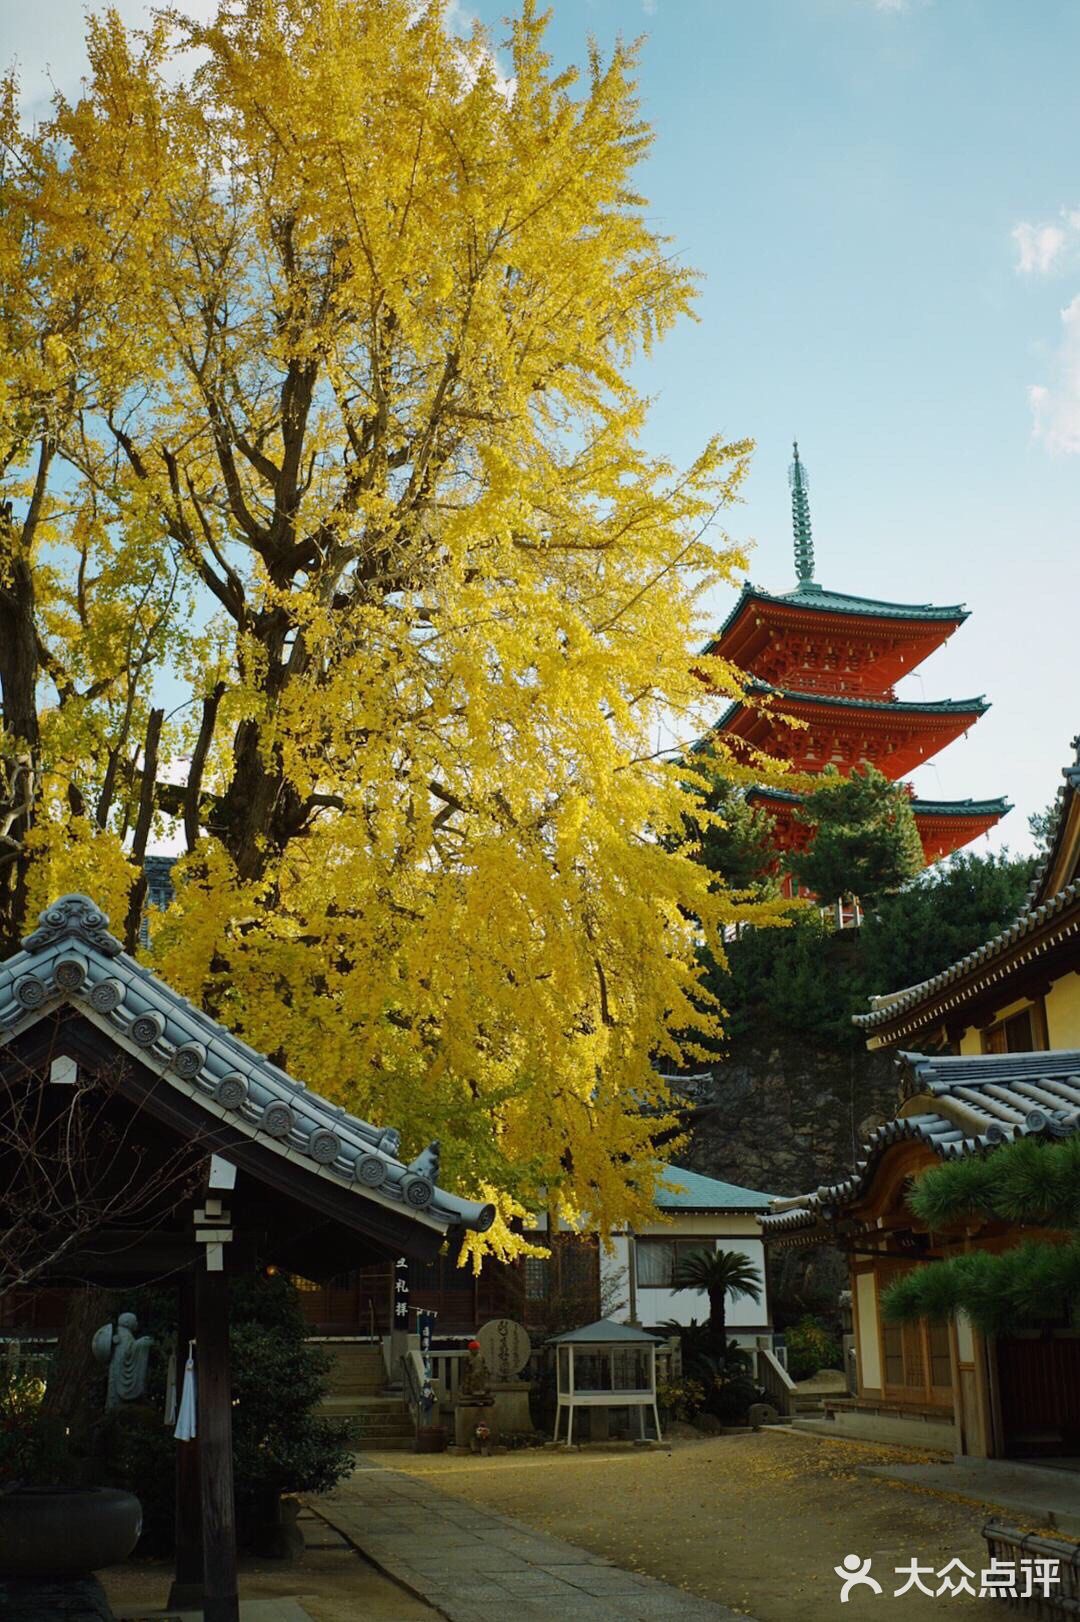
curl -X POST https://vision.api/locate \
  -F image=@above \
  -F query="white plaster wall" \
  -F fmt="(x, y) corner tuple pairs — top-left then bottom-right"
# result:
(956, 1311), (975, 1364)
(855, 1271), (881, 1390)
(600, 1230), (770, 1332)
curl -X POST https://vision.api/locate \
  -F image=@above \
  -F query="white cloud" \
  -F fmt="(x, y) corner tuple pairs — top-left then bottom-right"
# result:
(1028, 295), (1080, 454)
(1013, 221), (1068, 276)
(443, 0), (516, 101)
(872, 0), (910, 11)
(642, 0), (658, 15)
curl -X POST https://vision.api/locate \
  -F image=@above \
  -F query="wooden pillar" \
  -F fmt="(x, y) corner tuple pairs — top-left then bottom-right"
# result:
(167, 1269), (203, 1611)
(196, 1263), (239, 1622)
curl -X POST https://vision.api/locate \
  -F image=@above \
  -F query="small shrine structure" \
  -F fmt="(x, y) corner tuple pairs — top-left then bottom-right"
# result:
(0, 895), (495, 1622)
(548, 1319), (663, 1446)
(702, 444), (1008, 892)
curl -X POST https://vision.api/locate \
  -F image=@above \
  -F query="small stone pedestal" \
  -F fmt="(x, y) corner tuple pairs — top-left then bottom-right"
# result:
(454, 1402), (498, 1452)
(491, 1380), (534, 1435)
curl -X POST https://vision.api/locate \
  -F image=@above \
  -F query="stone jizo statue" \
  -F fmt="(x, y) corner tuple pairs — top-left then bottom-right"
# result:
(92, 1311), (154, 1411)
(457, 1339), (494, 1406)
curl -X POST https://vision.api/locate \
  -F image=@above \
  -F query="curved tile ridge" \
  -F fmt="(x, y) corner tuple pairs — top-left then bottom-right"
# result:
(1024, 735), (1080, 910)
(706, 581), (969, 645)
(854, 877), (1080, 1030)
(758, 1048), (1080, 1239)
(0, 894), (495, 1236)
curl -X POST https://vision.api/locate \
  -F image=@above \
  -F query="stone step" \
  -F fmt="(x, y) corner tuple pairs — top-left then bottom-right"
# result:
(321, 1344), (388, 1399)
(318, 1395), (408, 1419)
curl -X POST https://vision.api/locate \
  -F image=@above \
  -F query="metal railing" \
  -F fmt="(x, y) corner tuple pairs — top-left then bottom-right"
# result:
(400, 1349), (440, 1432)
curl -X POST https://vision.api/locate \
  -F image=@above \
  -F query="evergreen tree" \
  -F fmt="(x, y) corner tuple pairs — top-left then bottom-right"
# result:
(882, 1137), (1080, 1334)
(858, 850), (1033, 998)
(788, 764), (924, 906)
(1029, 802), (1059, 853)
(708, 850), (1034, 1049)
(675, 775), (779, 897)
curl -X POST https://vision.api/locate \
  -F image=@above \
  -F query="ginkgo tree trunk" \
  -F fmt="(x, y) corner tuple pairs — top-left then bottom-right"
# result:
(0, 0), (794, 1259)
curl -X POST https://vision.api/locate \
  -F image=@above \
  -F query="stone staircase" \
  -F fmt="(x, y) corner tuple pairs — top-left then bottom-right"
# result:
(789, 1369), (850, 1422)
(315, 1340), (415, 1451)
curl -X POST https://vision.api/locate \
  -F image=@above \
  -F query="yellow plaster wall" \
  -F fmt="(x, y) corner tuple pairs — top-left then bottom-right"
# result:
(1046, 972), (1080, 1048)
(956, 988), (1067, 1055)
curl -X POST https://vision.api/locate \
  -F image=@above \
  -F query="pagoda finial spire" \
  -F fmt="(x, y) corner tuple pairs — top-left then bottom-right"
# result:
(789, 440), (815, 585)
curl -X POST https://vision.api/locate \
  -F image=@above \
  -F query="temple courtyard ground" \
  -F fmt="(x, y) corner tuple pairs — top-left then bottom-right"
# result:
(354, 1429), (1066, 1621)
(101, 1430), (1078, 1620)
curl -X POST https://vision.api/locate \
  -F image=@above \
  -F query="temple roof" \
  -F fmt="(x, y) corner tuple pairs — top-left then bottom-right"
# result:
(1026, 733), (1080, 909)
(654, 1163), (775, 1211)
(708, 580), (969, 651)
(854, 878), (1080, 1035)
(0, 894), (494, 1240)
(855, 732), (1080, 1039)
(717, 685), (989, 727)
(760, 1049), (1080, 1242)
(748, 786), (1010, 819)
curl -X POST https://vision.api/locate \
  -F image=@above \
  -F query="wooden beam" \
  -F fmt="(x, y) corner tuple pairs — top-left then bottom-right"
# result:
(196, 1262), (239, 1622)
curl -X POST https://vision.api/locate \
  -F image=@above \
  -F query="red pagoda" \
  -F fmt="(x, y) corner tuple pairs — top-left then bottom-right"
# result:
(704, 444), (1008, 887)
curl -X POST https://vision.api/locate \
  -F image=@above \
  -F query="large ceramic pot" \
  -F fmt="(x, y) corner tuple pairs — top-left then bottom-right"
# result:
(0, 1487), (142, 1577)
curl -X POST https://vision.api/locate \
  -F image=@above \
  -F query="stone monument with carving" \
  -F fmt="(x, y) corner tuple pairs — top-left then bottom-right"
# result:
(477, 1317), (534, 1436)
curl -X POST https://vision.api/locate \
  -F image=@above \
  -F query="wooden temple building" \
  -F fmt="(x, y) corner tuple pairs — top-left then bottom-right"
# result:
(760, 735), (1080, 1461)
(702, 444), (1008, 892)
(0, 894), (495, 1621)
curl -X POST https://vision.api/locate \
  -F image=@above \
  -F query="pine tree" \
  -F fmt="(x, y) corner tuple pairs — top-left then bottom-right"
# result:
(881, 1137), (1080, 1334)
(788, 764), (924, 906)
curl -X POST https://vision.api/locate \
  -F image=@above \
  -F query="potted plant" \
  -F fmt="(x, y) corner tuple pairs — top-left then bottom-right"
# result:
(0, 1368), (142, 1610)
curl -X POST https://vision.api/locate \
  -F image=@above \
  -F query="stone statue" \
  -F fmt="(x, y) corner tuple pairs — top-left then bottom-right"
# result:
(92, 1312), (154, 1411)
(457, 1340), (494, 1406)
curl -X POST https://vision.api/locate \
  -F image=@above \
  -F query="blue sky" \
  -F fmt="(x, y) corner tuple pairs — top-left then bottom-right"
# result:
(8, 0), (1080, 854)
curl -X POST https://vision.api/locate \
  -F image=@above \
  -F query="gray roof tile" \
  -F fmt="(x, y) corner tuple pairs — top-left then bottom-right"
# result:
(0, 894), (495, 1237)
(759, 1049), (1080, 1241)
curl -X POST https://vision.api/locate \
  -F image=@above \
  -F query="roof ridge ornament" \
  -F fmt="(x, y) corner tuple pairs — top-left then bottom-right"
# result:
(22, 894), (123, 958)
(789, 440), (816, 587)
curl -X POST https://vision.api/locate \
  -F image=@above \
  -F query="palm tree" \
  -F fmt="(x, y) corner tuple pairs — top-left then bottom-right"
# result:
(673, 1248), (762, 1351)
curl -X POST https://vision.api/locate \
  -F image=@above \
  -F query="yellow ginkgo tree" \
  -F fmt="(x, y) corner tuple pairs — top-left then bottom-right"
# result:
(0, 0), (793, 1258)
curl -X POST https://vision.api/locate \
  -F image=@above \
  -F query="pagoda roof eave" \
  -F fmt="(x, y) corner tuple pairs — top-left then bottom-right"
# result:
(747, 787), (1011, 819)
(706, 580), (969, 650)
(715, 687), (990, 731)
(912, 798), (1012, 819)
